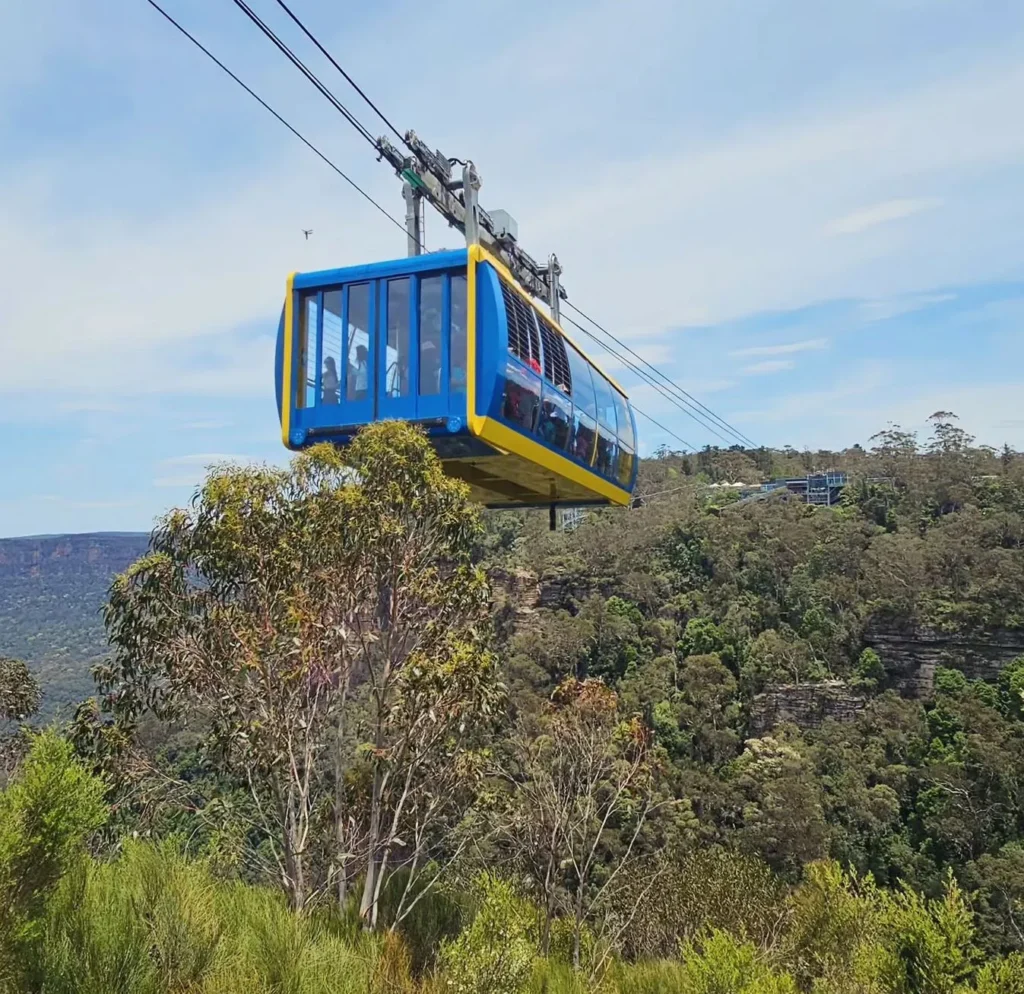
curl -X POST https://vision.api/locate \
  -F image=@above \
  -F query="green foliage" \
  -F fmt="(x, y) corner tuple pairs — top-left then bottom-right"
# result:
(851, 648), (884, 689)
(679, 929), (797, 994)
(0, 729), (107, 989)
(6, 416), (1024, 988)
(0, 655), (40, 721)
(437, 874), (536, 994)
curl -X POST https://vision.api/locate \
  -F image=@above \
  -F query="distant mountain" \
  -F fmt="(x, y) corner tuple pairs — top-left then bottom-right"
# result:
(0, 532), (149, 716)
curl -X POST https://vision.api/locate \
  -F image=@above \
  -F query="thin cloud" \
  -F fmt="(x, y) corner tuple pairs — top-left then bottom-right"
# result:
(741, 359), (796, 375)
(825, 197), (943, 236)
(730, 338), (827, 358)
(860, 292), (957, 322)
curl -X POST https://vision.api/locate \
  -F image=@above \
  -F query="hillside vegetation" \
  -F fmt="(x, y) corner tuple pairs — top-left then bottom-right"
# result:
(2, 413), (1024, 993)
(0, 532), (147, 714)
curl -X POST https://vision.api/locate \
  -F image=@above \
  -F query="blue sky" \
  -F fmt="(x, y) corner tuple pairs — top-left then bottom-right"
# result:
(2, 0), (1023, 536)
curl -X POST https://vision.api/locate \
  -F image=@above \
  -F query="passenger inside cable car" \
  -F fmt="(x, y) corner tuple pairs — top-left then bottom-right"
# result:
(276, 245), (637, 508)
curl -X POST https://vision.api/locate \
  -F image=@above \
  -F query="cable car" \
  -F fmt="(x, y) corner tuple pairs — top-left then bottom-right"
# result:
(275, 244), (638, 508)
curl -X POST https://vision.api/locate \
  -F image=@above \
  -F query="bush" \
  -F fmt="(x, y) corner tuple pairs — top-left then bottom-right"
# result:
(437, 874), (536, 994)
(0, 729), (107, 990)
(679, 929), (797, 994)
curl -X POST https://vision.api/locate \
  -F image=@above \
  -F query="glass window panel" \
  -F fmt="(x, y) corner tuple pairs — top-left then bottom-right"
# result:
(570, 410), (596, 465)
(612, 389), (634, 450)
(501, 359), (540, 432)
(565, 345), (597, 419)
(596, 427), (618, 479)
(538, 386), (571, 451)
(419, 276), (443, 396)
(385, 278), (411, 398)
(321, 289), (342, 406)
(346, 284), (371, 402)
(450, 273), (467, 393)
(298, 292), (319, 409)
(593, 374), (618, 432)
(617, 446), (635, 487)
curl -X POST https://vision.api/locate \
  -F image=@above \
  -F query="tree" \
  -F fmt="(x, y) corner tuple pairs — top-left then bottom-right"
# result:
(494, 678), (661, 973)
(742, 628), (824, 692)
(0, 657), (40, 723)
(0, 657), (40, 784)
(94, 422), (501, 919)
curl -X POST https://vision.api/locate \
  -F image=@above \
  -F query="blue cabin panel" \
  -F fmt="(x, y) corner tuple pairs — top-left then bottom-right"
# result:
(275, 246), (638, 506)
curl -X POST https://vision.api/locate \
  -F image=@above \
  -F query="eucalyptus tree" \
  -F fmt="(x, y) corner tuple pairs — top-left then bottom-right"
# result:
(96, 422), (501, 916)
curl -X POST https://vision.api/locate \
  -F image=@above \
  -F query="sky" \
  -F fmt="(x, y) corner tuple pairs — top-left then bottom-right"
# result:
(1, 0), (1023, 537)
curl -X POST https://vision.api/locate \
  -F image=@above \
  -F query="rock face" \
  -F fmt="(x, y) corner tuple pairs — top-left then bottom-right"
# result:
(864, 621), (1024, 697)
(749, 623), (1024, 734)
(749, 681), (868, 736)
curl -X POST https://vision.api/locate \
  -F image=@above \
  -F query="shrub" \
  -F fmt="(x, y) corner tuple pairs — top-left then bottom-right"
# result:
(679, 929), (797, 994)
(437, 874), (536, 994)
(0, 730), (107, 990)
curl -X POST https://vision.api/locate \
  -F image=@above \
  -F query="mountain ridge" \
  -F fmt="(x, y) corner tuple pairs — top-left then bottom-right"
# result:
(0, 531), (150, 714)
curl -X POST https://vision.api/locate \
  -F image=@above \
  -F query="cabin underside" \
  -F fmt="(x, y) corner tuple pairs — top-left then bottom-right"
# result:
(440, 450), (615, 508)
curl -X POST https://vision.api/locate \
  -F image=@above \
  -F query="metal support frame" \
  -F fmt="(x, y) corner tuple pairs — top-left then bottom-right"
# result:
(376, 130), (569, 306)
(402, 181), (424, 256)
(547, 253), (561, 324)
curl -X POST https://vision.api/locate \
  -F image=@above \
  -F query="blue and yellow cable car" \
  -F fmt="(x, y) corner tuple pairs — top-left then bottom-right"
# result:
(275, 244), (637, 507)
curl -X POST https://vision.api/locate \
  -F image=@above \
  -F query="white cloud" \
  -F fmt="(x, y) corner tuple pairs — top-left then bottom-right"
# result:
(825, 198), (943, 236)
(741, 359), (796, 376)
(730, 338), (827, 358)
(859, 292), (957, 321)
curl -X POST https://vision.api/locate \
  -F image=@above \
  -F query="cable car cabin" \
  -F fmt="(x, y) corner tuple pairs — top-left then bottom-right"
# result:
(275, 244), (638, 508)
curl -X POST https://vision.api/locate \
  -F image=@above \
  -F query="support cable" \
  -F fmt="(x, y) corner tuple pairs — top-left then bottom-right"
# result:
(271, 0), (406, 146)
(144, 0), (410, 238)
(561, 313), (728, 447)
(229, 0), (378, 148)
(564, 300), (758, 449)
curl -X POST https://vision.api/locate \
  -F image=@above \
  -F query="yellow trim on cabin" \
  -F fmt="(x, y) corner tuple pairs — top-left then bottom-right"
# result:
(281, 272), (296, 447)
(477, 416), (631, 505)
(466, 245), (485, 436)
(472, 244), (629, 400)
(464, 244), (630, 507)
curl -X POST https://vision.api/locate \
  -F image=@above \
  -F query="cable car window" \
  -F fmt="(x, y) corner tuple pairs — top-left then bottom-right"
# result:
(565, 345), (597, 419)
(617, 445), (635, 487)
(538, 385), (571, 451)
(322, 290), (342, 405)
(386, 278), (411, 398)
(596, 428), (618, 479)
(419, 276), (443, 396)
(346, 283), (370, 402)
(571, 410), (597, 464)
(502, 359), (540, 432)
(593, 374), (618, 432)
(612, 389), (633, 450)
(538, 316), (572, 393)
(500, 280), (541, 372)
(450, 273), (467, 393)
(298, 292), (319, 409)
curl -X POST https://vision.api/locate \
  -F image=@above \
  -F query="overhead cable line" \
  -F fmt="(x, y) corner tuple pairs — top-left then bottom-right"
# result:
(144, 0), (410, 239)
(564, 300), (758, 449)
(228, 0), (378, 148)
(631, 409), (695, 453)
(270, 0), (406, 146)
(561, 313), (724, 448)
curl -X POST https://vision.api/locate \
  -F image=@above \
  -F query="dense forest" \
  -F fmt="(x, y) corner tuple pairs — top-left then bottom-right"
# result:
(3, 412), (1024, 993)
